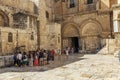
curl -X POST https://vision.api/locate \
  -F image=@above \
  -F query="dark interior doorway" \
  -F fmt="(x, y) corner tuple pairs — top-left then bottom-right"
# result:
(71, 37), (79, 52)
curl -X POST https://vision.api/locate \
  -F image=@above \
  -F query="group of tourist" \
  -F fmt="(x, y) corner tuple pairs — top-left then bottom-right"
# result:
(13, 47), (77, 67)
(13, 49), (56, 67)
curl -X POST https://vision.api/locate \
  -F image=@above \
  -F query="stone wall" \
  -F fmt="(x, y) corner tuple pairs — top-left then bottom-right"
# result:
(62, 12), (111, 36)
(38, 0), (48, 49)
(37, 0), (117, 53)
(53, 0), (116, 20)
(52, 0), (113, 52)
(98, 39), (116, 55)
(100, 0), (110, 10)
(0, 0), (35, 13)
(0, 27), (38, 55)
(53, 0), (112, 36)
(0, 55), (13, 67)
(46, 23), (61, 50)
(38, 0), (61, 50)
(0, 1), (38, 55)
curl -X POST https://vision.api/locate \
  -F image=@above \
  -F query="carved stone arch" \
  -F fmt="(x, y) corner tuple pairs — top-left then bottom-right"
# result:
(62, 22), (80, 38)
(0, 10), (9, 26)
(82, 22), (102, 36)
(80, 19), (103, 52)
(80, 19), (102, 36)
(62, 22), (80, 51)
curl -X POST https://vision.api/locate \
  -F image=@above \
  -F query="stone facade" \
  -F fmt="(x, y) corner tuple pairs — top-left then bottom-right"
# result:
(0, 0), (62, 55)
(0, 0), (119, 55)
(0, 0), (38, 55)
(38, 0), (61, 50)
(112, 0), (120, 52)
(52, 0), (116, 53)
(46, 23), (61, 49)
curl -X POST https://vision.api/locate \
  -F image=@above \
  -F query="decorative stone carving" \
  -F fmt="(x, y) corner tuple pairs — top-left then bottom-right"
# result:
(0, 15), (4, 26)
(82, 22), (101, 36)
(115, 33), (120, 39)
(81, 22), (102, 51)
(0, 10), (9, 27)
(13, 12), (27, 29)
(63, 24), (79, 37)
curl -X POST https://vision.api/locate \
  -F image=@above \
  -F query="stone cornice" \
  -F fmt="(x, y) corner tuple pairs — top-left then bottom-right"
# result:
(112, 4), (120, 9)
(0, 4), (38, 17)
(97, 10), (112, 15)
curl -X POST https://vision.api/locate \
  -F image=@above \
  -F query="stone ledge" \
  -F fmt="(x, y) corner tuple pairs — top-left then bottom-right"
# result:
(0, 55), (14, 67)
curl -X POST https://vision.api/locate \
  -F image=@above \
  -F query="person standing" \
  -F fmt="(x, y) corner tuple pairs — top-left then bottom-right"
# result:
(28, 51), (33, 67)
(71, 47), (74, 54)
(65, 48), (69, 60)
(13, 52), (17, 66)
(17, 52), (22, 67)
(33, 52), (39, 66)
(47, 50), (51, 64)
(39, 50), (44, 66)
(22, 52), (28, 67)
(57, 49), (62, 61)
(51, 49), (55, 61)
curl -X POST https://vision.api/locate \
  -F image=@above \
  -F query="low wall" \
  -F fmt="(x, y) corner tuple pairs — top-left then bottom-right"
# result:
(0, 55), (14, 67)
(98, 39), (116, 55)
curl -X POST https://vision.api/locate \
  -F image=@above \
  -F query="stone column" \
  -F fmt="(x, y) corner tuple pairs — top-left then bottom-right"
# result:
(114, 33), (120, 51)
(98, 36), (101, 49)
(9, 13), (13, 27)
(82, 38), (85, 51)
(96, 0), (100, 10)
(79, 38), (81, 49)
(113, 20), (119, 32)
(27, 16), (30, 29)
(118, 0), (120, 4)
(113, 19), (120, 50)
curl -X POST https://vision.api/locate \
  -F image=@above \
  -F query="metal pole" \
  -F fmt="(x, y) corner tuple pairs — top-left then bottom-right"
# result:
(16, 30), (18, 47)
(15, 30), (19, 52)
(108, 35), (110, 54)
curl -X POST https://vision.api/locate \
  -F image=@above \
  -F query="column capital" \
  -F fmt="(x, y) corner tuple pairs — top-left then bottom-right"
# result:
(114, 32), (120, 39)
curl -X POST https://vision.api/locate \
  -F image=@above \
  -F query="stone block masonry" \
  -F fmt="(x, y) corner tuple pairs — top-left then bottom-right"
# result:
(0, 55), (13, 67)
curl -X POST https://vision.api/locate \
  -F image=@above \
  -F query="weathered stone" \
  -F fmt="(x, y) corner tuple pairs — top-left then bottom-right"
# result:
(0, 0), (118, 55)
(0, 0), (38, 55)
(0, 54), (120, 80)
(81, 73), (92, 78)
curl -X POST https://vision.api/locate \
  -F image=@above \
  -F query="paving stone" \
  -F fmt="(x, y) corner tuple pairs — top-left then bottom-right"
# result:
(80, 73), (92, 78)
(0, 54), (120, 80)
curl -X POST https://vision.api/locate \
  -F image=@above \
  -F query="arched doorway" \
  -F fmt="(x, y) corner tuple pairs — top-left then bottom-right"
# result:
(0, 10), (9, 27)
(62, 23), (80, 52)
(0, 15), (4, 26)
(81, 22), (102, 53)
(0, 10), (9, 53)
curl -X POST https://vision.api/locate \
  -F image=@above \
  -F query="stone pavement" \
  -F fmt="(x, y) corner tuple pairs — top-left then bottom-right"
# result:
(0, 54), (120, 80)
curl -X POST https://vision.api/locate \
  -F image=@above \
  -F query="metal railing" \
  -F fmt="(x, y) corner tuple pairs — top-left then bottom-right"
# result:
(84, 3), (96, 11)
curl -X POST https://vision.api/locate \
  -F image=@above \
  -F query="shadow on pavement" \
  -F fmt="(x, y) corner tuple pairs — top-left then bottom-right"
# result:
(0, 53), (86, 73)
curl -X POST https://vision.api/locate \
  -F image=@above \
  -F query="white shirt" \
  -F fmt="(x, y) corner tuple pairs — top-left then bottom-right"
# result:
(17, 53), (22, 60)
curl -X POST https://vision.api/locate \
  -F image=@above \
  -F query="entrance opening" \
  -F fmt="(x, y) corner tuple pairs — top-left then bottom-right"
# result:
(71, 37), (79, 53)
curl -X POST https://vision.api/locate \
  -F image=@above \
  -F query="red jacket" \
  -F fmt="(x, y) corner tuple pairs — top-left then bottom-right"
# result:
(51, 50), (55, 56)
